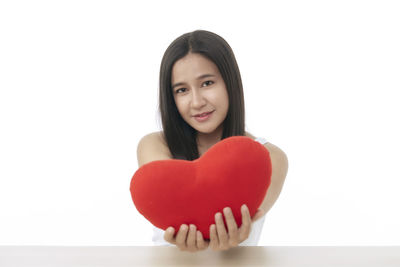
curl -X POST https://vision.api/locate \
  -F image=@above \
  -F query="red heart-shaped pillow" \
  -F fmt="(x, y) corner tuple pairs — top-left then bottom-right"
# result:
(130, 136), (272, 239)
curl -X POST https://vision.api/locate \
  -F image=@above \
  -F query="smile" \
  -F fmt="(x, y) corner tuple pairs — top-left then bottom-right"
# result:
(194, 111), (214, 122)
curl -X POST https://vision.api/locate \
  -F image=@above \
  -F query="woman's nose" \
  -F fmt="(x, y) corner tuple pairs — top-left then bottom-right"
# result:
(190, 89), (206, 108)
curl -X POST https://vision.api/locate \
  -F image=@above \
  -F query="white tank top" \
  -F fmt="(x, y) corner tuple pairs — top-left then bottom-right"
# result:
(152, 137), (269, 246)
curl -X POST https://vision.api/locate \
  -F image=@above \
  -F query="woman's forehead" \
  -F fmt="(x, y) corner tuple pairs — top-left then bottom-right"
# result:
(171, 53), (220, 83)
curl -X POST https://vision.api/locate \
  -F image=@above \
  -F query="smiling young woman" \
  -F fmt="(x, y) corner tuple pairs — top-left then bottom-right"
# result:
(136, 30), (288, 252)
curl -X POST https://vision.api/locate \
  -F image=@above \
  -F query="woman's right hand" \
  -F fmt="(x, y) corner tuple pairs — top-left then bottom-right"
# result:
(164, 224), (209, 252)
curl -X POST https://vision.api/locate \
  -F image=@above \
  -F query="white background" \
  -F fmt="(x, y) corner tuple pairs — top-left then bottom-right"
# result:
(0, 0), (399, 246)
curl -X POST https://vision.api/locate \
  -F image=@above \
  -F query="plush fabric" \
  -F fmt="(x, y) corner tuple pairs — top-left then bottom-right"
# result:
(130, 136), (272, 239)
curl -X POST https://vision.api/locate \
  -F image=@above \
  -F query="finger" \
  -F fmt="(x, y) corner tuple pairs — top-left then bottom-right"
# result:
(164, 227), (176, 244)
(209, 224), (218, 250)
(186, 224), (197, 251)
(175, 224), (189, 247)
(239, 204), (252, 241)
(223, 207), (238, 235)
(196, 230), (208, 250)
(215, 212), (229, 246)
(223, 207), (239, 246)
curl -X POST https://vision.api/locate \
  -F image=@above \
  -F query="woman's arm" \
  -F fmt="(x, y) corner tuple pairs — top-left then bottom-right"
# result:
(137, 132), (172, 168)
(257, 143), (289, 218)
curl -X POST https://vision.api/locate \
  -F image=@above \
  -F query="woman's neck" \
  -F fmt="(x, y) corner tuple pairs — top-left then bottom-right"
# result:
(196, 125), (223, 154)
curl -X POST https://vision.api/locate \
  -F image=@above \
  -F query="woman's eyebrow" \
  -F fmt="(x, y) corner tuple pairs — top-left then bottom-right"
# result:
(196, 73), (215, 80)
(172, 74), (215, 89)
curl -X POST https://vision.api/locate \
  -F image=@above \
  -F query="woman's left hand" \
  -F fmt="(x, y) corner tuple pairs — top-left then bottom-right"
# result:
(209, 204), (265, 251)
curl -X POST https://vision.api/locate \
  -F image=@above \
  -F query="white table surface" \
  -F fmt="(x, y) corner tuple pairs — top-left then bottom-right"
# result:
(0, 246), (399, 267)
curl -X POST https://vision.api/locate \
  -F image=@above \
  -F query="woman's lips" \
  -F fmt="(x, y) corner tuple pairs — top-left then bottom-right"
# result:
(194, 111), (213, 117)
(194, 111), (214, 122)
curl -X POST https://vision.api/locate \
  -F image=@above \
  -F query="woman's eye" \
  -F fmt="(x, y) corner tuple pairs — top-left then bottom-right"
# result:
(175, 81), (213, 94)
(176, 88), (186, 94)
(202, 80), (214, 87)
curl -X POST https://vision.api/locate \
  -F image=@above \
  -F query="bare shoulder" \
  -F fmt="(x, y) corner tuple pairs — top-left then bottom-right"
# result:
(264, 142), (287, 158)
(245, 131), (288, 166)
(136, 131), (172, 168)
(245, 131), (256, 139)
(263, 142), (289, 184)
(254, 139), (289, 215)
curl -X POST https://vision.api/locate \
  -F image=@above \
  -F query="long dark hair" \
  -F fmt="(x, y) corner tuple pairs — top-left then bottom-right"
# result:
(157, 30), (245, 160)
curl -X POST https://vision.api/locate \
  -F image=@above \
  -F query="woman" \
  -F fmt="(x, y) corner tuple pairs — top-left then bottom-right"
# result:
(137, 30), (288, 252)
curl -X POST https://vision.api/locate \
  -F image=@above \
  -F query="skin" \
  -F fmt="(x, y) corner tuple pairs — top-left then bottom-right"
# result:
(164, 53), (264, 252)
(164, 205), (266, 252)
(171, 52), (229, 156)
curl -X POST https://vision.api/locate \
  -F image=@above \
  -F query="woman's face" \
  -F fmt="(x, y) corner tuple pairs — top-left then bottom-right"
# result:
(171, 53), (229, 135)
